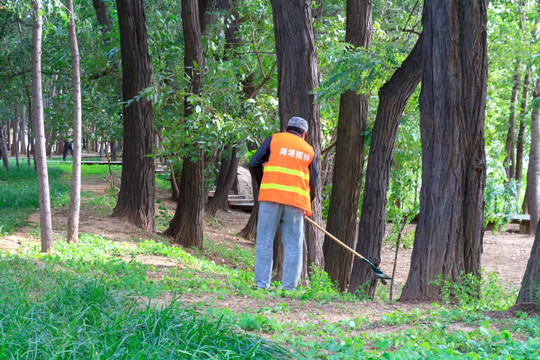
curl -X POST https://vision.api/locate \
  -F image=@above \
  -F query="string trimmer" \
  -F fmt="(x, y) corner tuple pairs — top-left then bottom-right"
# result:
(304, 216), (392, 284)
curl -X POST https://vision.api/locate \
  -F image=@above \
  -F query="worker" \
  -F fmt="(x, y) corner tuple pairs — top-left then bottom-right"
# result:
(63, 140), (73, 161)
(249, 116), (319, 291)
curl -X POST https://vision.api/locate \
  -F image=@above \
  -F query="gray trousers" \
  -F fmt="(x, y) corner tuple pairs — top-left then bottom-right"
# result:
(254, 201), (304, 290)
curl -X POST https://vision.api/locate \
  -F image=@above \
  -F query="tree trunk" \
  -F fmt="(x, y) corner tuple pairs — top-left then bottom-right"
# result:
(32, 0), (53, 253)
(515, 65), (531, 204)
(206, 145), (240, 216)
(164, 0), (206, 249)
(113, 0), (155, 231)
(270, 0), (324, 277)
(206, 0), (242, 217)
(27, 94), (33, 166)
(20, 106), (26, 156)
(504, 60), (521, 180)
(199, 0), (216, 34)
(0, 126), (8, 171)
(516, 220), (540, 304)
(110, 139), (117, 161)
(12, 107), (19, 168)
(66, 0), (82, 243)
(6, 119), (11, 153)
(348, 33), (423, 296)
(400, 0), (487, 301)
(324, 0), (372, 292)
(239, 141), (260, 240)
(165, 155), (206, 248)
(525, 68), (540, 235)
(92, 0), (112, 36)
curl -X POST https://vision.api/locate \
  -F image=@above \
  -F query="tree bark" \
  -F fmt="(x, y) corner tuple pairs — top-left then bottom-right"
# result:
(516, 220), (540, 304)
(504, 60), (521, 180)
(205, 0), (242, 217)
(525, 67), (540, 235)
(324, 0), (372, 292)
(270, 0), (324, 277)
(206, 145), (240, 216)
(20, 106), (26, 156)
(165, 154), (206, 248)
(66, 0), (82, 243)
(0, 126), (9, 171)
(199, 0), (216, 34)
(164, 0), (206, 249)
(239, 141), (260, 240)
(113, 0), (156, 230)
(32, 0), (53, 252)
(92, 0), (111, 36)
(110, 139), (117, 161)
(12, 106), (19, 168)
(516, 65), (531, 205)
(400, 0), (487, 301)
(348, 33), (423, 296)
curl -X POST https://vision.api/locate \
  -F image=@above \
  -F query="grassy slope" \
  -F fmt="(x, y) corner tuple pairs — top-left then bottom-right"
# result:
(0, 160), (539, 359)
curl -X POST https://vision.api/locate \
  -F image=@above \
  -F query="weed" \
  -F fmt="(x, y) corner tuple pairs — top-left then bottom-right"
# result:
(0, 253), (290, 359)
(430, 270), (516, 311)
(155, 200), (173, 231)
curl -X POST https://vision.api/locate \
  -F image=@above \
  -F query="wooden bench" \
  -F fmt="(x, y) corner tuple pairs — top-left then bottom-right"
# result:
(80, 160), (122, 165)
(207, 190), (254, 212)
(510, 214), (531, 234)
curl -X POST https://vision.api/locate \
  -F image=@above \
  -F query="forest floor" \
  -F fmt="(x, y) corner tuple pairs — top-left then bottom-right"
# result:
(1, 175), (538, 333)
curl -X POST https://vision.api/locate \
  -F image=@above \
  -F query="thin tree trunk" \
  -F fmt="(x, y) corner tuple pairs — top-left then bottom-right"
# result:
(66, 0), (82, 243)
(270, 0), (324, 278)
(516, 65), (531, 204)
(6, 119), (11, 153)
(349, 33), (423, 297)
(238, 141), (259, 240)
(525, 67), (540, 235)
(110, 139), (117, 161)
(32, 0), (53, 252)
(20, 106), (26, 156)
(113, 0), (155, 230)
(92, 0), (111, 36)
(504, 60), (521, 180)
(516, 220), (540, 304)
(164, 0), (206, 249)
(27, 93), (33, 166)
(0, 126), (9, 171)
(13, 107), (19, 168)
(206, 0), (242, 217)
(401, 0), (487, 301)
(206, 145), (240, 216)
(324, 0), (372, 292)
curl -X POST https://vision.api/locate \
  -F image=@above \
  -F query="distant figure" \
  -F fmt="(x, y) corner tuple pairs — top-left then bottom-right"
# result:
(63, 141), (73, 161)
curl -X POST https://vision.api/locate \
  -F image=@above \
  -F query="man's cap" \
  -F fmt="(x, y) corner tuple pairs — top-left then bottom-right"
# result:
(287, 116), (308, 133)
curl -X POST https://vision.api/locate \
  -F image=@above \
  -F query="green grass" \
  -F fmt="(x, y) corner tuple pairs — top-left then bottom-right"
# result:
(12, 233), (537, 359)
(0, 161), (70, 235)
(2, 160), (539, 359)
(0, 252), (290, 359)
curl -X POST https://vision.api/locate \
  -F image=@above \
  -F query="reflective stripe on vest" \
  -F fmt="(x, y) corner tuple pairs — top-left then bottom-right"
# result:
(258, 132), (314, 216)
(260, 182), (310, 198)
(263, 166), (310, 181)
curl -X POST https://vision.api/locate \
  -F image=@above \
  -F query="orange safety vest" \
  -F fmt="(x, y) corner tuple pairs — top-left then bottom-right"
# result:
(258, 132), (314, 216)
